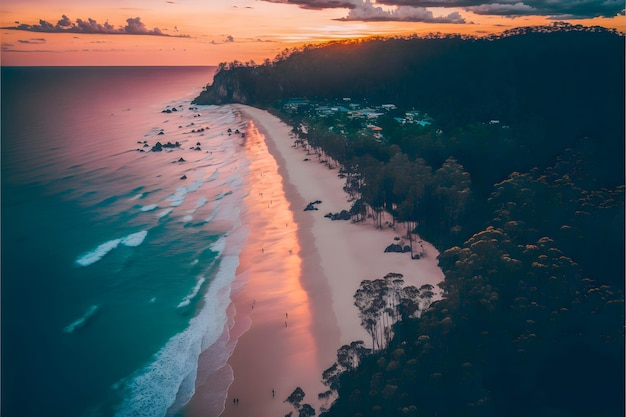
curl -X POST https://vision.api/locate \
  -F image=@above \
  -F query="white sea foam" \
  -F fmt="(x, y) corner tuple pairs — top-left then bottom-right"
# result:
(75, 231), (148, 267)
(75, 239), (122, 267)
(64, 305), (99, 334)
(209, 236), (227, 255)
(215, 191), (232, 201)
(207, 169), (219, 182)
(141, 204), (158, 212)
(114, 255), (240, 417)
(187, 178), (204, 193)
(166, 186), (188, 207)
(177, 277), (207, 308)
(182, 215), (193, 223)
(194, 197), (208, 211)
(120, 230), (148, 247)
(158, 208), (173, 218)
(203, 201), (221, 224)
(228, 175), (243, 188)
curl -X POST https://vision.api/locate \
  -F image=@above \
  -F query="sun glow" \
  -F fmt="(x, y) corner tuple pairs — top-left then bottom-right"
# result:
(1, 0), (624, 65)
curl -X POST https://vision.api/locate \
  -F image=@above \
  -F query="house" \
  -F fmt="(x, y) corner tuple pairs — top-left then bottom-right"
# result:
(394, 117), (406, 124)
(283, 98), (309, 112)
(360, 108), (384, 119)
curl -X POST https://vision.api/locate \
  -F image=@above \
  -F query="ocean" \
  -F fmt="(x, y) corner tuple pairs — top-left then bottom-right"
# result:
(1, 67), (254, 417)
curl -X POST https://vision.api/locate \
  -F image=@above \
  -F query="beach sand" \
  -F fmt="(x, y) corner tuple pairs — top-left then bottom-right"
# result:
(185, 105), (444, 417)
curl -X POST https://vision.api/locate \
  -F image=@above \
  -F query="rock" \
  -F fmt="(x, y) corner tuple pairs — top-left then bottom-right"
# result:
(324, 210), (351, 221)
(384, 244), (404, 253)
(178, 157), (186, 162)
(180, 174), (187, 180)
(158, 131), (165, 135)
(304, 203), (318, 211)
(151, 142), (163, 152)
(194, 146), (201, 151)
(171, 107), (177, 112)
(403, 245), (411, 253)
(162, 109), (172, 113)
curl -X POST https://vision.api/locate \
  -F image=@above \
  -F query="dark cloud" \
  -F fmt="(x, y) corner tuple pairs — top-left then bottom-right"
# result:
(262, 0), (359, 10)
(18, 38), (47, 44)
(225, 35), (235, 42)
(3, 15), (189, 37)
(261, 0), (624, 19)
(339, 1), (466, 22)
(377, 0), (625, 18)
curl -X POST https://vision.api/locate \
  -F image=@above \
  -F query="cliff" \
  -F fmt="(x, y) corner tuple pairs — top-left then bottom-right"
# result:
(193, 68), (251, 105)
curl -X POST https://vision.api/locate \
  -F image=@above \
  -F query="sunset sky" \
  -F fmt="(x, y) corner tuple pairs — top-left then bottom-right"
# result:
(1, 0), (624, 66)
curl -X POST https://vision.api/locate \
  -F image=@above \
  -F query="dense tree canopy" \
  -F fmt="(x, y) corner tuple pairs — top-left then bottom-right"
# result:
(194, 23), (624, 417)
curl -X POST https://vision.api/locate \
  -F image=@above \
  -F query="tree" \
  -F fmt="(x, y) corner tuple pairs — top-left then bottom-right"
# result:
(354, 280), (385, 351)
(285, 387), (306, 409)
(433, 156), (471, 230)
(396, 157), (433, 257)
(299, 404), (316, 417)
(398, 285), (421, 319)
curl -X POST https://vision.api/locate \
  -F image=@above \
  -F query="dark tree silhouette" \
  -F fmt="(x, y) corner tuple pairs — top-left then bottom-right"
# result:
(285, 387), (306, 410)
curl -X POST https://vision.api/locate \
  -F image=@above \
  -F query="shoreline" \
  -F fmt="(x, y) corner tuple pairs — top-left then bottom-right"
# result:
(185, 104), (444, 417)
(236, 105), (445, 344)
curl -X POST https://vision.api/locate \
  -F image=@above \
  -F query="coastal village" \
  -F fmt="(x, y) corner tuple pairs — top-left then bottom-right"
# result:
(281, 97), (510, 143)
(281, 97), (436, 141)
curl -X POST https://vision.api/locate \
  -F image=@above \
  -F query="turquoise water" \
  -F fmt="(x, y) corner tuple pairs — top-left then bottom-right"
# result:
(1, 67), (250, 417)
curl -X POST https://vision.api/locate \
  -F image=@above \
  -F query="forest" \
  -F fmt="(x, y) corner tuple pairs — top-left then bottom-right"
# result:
(194, 23), (625, 417)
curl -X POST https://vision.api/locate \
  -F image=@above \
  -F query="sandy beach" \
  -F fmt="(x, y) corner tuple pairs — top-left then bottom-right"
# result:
(186, 105), (444, 417)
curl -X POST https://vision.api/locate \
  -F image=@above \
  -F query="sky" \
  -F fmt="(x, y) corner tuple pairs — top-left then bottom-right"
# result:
(1, 0), (624, 66)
